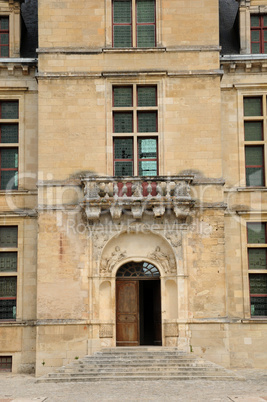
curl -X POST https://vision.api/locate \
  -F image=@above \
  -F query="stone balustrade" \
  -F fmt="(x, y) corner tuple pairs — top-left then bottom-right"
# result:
(80, 175), (195, 220)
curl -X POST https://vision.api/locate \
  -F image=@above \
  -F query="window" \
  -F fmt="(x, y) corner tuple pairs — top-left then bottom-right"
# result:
(113, 85), (158, 176)
(243, 97), (267, 187)
(251, 15), (267, 54)
(0, 101), (19, 190)
(112, 0), (156, 48)
(0, 17), (9, 57)
(247, 222), (267, 317)
(0, 356), (12, 372)
(0, 226), (17, 320)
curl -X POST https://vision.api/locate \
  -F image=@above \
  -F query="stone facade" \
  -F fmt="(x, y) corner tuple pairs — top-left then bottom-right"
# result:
(0, 0), (267, 376)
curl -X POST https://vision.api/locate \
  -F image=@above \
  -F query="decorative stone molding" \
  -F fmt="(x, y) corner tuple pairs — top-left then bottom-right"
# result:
(99, 324), (113, 338)
(80, 175), (195, 221)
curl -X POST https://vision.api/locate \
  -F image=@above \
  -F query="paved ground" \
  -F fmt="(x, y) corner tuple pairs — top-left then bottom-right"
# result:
(0, 369), (267, 402)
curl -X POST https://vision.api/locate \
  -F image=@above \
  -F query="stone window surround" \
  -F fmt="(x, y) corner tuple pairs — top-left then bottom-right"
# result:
(0, 0), (21, 58)
(0, 92), (25, 191)
(105, 0), (162, 49)
(236, 86), (267, 188)
(239, 1), (267, 54)
(240, 213), (267, 320)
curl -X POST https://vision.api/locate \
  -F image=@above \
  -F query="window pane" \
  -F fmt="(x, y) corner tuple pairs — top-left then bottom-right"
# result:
(139, 160), (157, 176)
(1, 102), (18, 119)
(264, 16), (267, 27)
(1, 148), (18, 169)
(137, 87), (156, 107)
(115, 161), (133, 176)
(113, 26), (132, 47)
(246, 167), (264, 186)
(0, 299), (16, 320)
(251, 297), (267, 316)
(1, 170), (18, 190)
(137, 0), (155, 23)
(0, 227), (17, 247)
(251, 16), (260, 27)
(0, 124), (18, 143)
(248, 223), (266, 244)
(138, 138), (157, 159)
(114, 138), (133, 159)
(137, 25), (155, 47)
(244, 121), (263, 141)
(250, 274), (267, 294)
(252, 43), (260, 53)
(114, 112), (133, 132)
(248, 249), (267, 269)
(245, 146), (264, 186)
(0, 277), (16, 297)
(113, 0), (131, 23)
(0, 33), (8, 46)
(114, 87), (132, 107)
(138, 111), (157, 132)
(251, 31), (260, 42)
(0, 252), (17, 272)
(244, 98), (262, 116)
(264, 31), (267, 41)
(0, 18), (9, 30)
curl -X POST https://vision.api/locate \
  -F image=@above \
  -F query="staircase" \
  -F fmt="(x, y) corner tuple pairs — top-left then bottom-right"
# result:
(37, 347), (244, 383)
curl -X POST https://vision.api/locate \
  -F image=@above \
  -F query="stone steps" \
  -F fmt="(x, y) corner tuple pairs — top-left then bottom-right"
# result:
(37, 347), (244, 383)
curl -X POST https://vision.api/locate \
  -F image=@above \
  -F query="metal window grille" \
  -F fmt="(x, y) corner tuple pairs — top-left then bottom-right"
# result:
(0, 356), (12, 372)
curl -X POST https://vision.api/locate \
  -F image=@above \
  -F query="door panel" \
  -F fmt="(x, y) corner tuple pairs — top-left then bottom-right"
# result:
(116, 280), (139, 346)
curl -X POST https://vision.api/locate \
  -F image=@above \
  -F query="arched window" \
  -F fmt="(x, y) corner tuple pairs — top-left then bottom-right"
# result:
(116, 261), (160, 279)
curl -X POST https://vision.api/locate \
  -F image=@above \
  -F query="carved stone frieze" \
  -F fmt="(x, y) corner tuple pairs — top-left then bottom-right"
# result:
(148, 246), (176, 274)
(93, 232), (110, 259)
(100, 246), (127, 273)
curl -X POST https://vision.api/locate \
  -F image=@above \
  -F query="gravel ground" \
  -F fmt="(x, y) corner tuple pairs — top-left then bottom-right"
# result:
(0, 369), (267, 401)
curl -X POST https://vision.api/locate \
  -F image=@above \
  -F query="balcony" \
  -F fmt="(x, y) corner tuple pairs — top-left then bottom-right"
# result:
(80, 175), (195, 221)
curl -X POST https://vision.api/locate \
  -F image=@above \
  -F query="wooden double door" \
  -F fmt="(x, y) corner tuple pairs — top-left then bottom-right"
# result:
(116, 279), (162, 346)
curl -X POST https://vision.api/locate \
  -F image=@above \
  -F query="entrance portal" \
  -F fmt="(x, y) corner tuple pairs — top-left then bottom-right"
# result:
(116, 261), (162, 347)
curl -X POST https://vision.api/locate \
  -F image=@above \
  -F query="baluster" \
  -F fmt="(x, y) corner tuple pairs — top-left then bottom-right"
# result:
(166, 181), (171, 199)
(122, 181), (128, 198)
(147, 181), (152, 198)
(114, 181), (119, 199)
(104, 182), (110, 199)
(156, 181), (163, 198)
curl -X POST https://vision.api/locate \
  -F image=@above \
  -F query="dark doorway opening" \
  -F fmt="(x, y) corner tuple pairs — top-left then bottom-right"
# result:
(139, 280), (162, 346)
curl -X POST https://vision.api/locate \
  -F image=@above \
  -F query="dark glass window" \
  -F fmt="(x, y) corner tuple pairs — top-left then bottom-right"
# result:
(0, 17), (9, 57)
(113, 0), (156, 48)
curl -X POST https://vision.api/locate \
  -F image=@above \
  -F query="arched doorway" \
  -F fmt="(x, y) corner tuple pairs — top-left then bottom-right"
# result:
(116, 261), (162, 347)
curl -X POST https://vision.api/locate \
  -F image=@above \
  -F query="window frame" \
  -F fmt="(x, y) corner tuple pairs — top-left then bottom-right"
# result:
(0, 16), (9, 58)
(243, 95), (267, 187)
(112, 0), (157, 48)
(247, 222), (267, 318)
(112, 84), (159, 176)
(0, 100), (19, 190)
(0, 226), (18, 322)
(251, 14), (267, 54)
